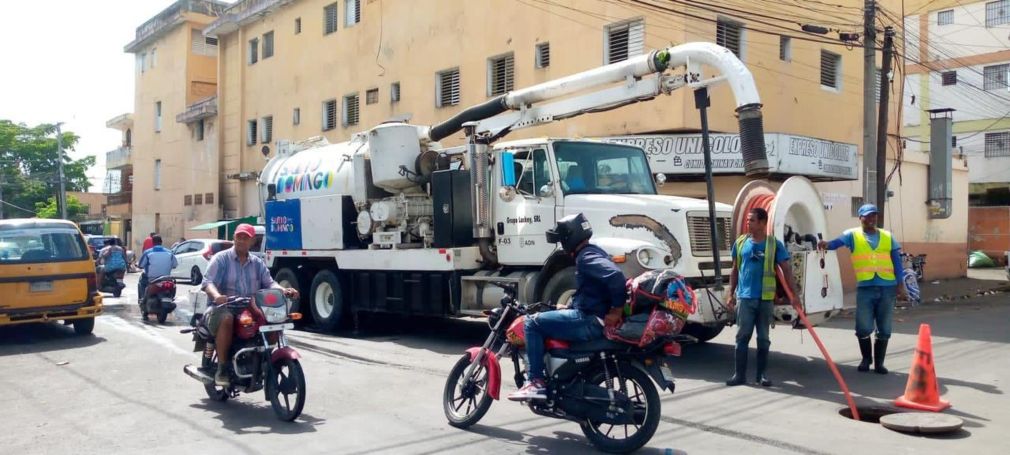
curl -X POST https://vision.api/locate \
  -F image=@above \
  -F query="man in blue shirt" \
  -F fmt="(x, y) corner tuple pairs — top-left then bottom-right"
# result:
(508, 213), (626, 401)
(818, 204), (906, 374)
(138, 235), (178, 307)
(726, 207), (799, 387)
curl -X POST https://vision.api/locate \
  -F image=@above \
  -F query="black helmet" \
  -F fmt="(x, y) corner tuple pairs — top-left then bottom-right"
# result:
(546, 213), (593, 254)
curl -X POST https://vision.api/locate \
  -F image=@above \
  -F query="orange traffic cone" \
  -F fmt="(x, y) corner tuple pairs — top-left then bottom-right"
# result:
(895, 324), (951, 412)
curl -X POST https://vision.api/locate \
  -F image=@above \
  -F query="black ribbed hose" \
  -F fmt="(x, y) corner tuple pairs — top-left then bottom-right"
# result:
(736, 103), (769, 177)
(428, 96), (508, 141)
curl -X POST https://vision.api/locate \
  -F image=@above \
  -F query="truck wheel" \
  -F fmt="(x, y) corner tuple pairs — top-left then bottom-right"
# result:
(310, 270), (345, 332)
(542, 267), (577, 309)
(73, 318), (95, 336)
(682, 323), (724, 343)
(274, 268), (306, 324)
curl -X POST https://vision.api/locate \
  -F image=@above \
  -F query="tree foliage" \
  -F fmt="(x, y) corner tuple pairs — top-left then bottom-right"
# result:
(35, 195), (90, 221)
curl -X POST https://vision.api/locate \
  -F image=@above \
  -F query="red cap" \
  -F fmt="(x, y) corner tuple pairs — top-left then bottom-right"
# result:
(235, 223), (256, 239)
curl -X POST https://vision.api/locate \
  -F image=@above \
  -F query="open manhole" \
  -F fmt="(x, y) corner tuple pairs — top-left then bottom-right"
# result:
(838, 405), (902, 423)
(840, 406), (965, 434)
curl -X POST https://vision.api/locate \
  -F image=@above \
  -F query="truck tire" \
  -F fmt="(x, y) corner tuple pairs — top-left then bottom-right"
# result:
(73, 318), (95, 336)
(682, 323), (724, 343)
(274, 268), (307, 324)
(310, 270), (345, 332)
(542, 267), (577, 309)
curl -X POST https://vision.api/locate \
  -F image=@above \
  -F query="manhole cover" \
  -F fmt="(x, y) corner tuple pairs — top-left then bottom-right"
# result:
(880, 412), (963, 434)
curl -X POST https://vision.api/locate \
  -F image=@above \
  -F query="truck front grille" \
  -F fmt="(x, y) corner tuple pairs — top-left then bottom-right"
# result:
(688, 215), (732, 256)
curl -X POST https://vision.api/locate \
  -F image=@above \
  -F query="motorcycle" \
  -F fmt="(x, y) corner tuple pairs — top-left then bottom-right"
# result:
(181, 289), (306, 422)
(141, 275), (183, 324)
(442, 281), (681, 454)
(99, 267), (127, 297)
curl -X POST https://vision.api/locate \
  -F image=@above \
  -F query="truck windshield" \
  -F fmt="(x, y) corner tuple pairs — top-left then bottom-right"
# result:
(553, 141), (657, 195)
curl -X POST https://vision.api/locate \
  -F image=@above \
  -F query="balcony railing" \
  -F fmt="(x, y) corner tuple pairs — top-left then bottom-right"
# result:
(125, 0), (228, 52)
(106, 146), (132, 169)
(177, 96), (218, 124)
(205, 0), (294, 36)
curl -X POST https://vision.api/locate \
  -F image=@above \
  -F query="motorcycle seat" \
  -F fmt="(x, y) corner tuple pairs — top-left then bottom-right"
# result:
(550, 337), (629, 354)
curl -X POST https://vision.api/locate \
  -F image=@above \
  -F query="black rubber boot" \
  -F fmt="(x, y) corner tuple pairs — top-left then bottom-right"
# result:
(874, 338), (889, 374)
(726, 349), (747, 386)
(755, 348), (772, 387)
(858, 337), (873, 372)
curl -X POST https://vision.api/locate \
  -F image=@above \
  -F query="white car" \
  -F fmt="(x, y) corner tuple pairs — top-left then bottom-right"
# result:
(171, 239), (233, 284)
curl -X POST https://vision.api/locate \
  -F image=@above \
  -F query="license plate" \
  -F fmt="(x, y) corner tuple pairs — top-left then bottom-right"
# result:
(30, 281), (53, 292)
(659, 363), (676, 382)
(259, 323), (294, 333)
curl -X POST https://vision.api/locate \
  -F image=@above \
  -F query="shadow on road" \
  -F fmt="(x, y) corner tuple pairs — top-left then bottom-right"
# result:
(190, 399), (325, 435)
(299, 313), (489, 356)
(0, 322), (106, 357)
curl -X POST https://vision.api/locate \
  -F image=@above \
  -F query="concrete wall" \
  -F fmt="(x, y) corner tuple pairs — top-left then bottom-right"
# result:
(969, 206), (1010, 263)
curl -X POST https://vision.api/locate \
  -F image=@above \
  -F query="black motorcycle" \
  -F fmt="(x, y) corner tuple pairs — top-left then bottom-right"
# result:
(141, 276), (184, 324)
(443, 281), (682, 453)
(98, 268), (126, 297)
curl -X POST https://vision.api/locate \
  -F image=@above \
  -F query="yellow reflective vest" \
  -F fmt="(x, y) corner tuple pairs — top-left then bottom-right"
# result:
(849, 228), (896, 282)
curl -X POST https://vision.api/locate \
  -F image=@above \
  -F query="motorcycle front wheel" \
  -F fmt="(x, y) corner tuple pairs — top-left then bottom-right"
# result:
(580, 363), (661, 454)
(268, 358), (306, 422)
(443, 353), (493, 428)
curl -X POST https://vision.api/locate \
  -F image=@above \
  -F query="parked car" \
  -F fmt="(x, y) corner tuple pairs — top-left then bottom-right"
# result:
(171, 239), (233, 284)
(84, 234), (118, 259)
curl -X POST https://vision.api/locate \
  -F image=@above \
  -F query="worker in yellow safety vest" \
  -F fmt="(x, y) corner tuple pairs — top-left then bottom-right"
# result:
(726, 207), (799, 387)
(818, 204), (907, 374)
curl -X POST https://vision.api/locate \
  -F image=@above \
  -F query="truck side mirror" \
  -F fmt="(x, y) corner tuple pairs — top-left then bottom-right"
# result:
(500, 152), (517, 187)
(539, 183), (554, 198)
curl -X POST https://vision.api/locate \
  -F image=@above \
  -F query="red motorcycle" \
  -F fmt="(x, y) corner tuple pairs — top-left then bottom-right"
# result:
(443, 281), (681, 453)
(182, 289), (306, 422)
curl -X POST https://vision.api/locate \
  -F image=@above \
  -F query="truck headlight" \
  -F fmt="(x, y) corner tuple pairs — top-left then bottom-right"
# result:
(636, 248), (654, 267)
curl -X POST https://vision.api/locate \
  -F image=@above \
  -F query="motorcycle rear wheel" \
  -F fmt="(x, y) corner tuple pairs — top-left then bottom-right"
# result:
(268, 358), (306, 422)
(443, 354), (493, 428)
(203, 354), (230, 402)
(157, 310), (169, 324)
(580, 363), (661, 454)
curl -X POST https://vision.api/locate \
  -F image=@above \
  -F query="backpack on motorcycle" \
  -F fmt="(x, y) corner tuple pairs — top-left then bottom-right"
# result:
(608, 270), (696, 347)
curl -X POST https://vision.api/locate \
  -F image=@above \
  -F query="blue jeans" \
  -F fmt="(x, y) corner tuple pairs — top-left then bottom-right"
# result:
(525, 309), (603, 381)
(855, 286), (896, 340)
(735, 298), (773, 353)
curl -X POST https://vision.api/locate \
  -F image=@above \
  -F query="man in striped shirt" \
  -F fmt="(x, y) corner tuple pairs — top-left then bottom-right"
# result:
(202, 223), (298, 386)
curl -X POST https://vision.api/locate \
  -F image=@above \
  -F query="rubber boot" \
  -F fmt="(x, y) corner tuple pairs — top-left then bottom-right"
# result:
(755, 347), (772, 387)
(873, 338), (889, 374)
(726, 349), (747, 386)
(857, 337), (873, 372)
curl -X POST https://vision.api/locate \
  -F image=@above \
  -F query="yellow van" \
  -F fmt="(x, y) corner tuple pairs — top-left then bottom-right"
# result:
(0, 219), (103, 335)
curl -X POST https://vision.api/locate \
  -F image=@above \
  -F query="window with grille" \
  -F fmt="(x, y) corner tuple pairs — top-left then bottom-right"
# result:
(293, 107), (301, 125)
(263, 31), (274, 59)
(155, 101), (162, 132)
(366, 88), (379, 105)
(984, 63), (1009, 91)
(488, 53), (515, 96)
(604, 19), (644, 64)
(986, 0), (1010, 27)
(184, 195), (192, 206)
(137, 53), (145, 73)
(324, 3), (338, 34)
(205, 193), (215, 205)
(942, 71), (957, 86)
(154, 159), (162, 190)
(343, 94), (360, 126)
(192, 29), (217, 56)
(391, 82), (401, 102)
(938, 9), (954, 26)
(985, 132), (1010, 157)
(716, 19), (744, 58)
(779, 36), (791, 61)
(261, 116), (273, 143)
(437, 68), (461, 107)
(345, 0), (360, 27)
(247, 119), (258, 145)
(194, 193), (203, 205)
(536, 42), (550, 68)
(196, 119), (205, 141)
(150, 48), (157, 68)
(820, 50), (841, 90)
(295, 17), (302, 34)
(249, 37), (259, 64)
(323, 99), (337, 130)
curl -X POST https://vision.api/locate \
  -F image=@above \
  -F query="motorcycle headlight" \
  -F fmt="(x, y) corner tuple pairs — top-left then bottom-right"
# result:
(486, 307), (503, 329)
(263, 305), (287, 323)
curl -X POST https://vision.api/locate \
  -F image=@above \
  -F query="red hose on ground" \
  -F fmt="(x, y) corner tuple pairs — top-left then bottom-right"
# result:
(741, 190), (861, 421)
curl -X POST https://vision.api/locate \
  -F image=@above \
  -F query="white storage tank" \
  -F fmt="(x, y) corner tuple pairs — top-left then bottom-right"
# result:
(367, 123), (425, 193)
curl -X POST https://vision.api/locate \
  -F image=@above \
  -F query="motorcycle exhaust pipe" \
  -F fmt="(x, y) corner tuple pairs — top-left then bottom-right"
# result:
(182, 364), (214, 385)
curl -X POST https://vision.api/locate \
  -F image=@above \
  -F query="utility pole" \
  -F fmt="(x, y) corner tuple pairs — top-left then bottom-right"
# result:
(0, 173), (5, 219)
(55, 122), (68, 219)
(875, 27), (895, 227)
(863, 0), (878, 209)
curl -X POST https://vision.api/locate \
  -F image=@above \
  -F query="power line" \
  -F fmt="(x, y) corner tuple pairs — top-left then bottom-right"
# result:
(0, 199), (39, 216)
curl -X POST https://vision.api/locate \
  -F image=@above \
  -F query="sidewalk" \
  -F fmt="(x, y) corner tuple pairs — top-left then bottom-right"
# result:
(839, 267), (1008, 310)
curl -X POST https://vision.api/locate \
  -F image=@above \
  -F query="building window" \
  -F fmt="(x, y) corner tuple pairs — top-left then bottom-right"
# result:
(194, 193), (203, 205)
(249, 37), (259, 64)
(985, 132), (1010, 157)
(184, 195), (192, 206)
(391, 82), (401, 103)
(366, 88), (379, 105)
(820, 50), (841, 90)
(196, 119), (205, 141)
(488, 52), (515, 96)
(150, 48), (157, 68)
(154, 101), (162, 132)
(137, 52), (146, 73)
(604, 19), (644, 64)
(343, 93), (360, 126)
(986, 0), (1010, 27)
(937, 9), (954, 26)
(193, 29), (217, 56)
(345, 0), (360, 27)
(206, 36), (218, 46)
(716, 18), (744, 59)
(942, 71), (957, 86)
(247, 119), (258, 145)
(261, 116), (273, 144)
(154, 159), (162, 190)
(293, 107), (301, 125)
(324, 3), (338, 35)
(850, 197), (863, 217)
(205, 193), (215, 205)
(984, 63), (1009, 91)
(263, 31), (274, 59)
(535, 42), (550, 68)
(779, 36), (791, 62)
(323, 99), (337, 130)
(436, 68), (461, 107)
(295, 17), (302, 34)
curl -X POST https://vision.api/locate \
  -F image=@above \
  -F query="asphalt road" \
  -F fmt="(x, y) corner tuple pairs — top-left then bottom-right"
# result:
(1, 272), (1007, 454)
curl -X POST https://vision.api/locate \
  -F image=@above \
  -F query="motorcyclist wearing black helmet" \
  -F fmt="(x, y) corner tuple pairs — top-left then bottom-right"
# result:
(507, 213), (627, 401)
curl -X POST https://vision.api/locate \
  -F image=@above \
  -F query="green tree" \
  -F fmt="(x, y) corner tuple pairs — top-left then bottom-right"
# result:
(0, 120), (95, 219)
(34, 195), (90, 221)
